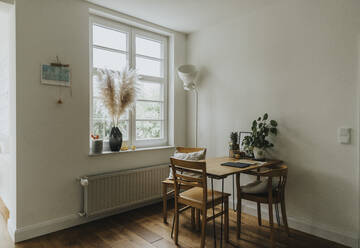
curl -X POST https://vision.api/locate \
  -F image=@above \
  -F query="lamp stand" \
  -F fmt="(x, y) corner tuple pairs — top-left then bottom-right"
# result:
(194, 88), (198, 147)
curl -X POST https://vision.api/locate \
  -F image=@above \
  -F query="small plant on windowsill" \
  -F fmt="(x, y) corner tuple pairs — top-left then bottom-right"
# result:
(94, 67), (139, 152)
(242, 113), (278, 160)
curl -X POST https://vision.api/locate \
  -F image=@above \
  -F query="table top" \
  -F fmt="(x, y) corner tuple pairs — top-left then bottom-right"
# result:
(203, 157), (282, 178)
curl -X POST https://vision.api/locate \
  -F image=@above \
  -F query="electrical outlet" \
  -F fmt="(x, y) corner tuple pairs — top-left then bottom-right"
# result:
(337, 127), (351, 144)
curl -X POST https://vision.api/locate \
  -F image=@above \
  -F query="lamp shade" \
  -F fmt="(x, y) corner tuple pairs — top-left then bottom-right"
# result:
(177, 64), (198, 91)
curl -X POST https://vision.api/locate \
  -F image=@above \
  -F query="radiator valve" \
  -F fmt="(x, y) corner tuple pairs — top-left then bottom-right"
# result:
(80, 178), (88, 187)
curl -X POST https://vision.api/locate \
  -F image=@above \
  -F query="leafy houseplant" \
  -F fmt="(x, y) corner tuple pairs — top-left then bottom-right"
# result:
(242, 113), (278, 160)
(95, 67), (138, 152)
(229, 132), (240, 158)
(230, 132), (239, 150)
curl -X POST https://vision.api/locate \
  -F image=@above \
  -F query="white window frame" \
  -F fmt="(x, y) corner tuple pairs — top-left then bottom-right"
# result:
(89, 16), (169, 150)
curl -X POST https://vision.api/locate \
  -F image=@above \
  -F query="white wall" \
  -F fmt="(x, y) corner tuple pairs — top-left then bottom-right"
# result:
(187, 0), (360, 246)
(14, 0), (187, 241)
(0, 3), (10, 152)
(0, 0), (16, 238)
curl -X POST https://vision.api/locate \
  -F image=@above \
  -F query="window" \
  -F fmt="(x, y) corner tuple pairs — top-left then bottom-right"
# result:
(90, 17), (168, 149)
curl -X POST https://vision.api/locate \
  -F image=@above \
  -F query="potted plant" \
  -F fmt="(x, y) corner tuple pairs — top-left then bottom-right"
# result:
(229, 132), (240, 158)
(242, 113), (278, 160)
(95, 67), (138, 152)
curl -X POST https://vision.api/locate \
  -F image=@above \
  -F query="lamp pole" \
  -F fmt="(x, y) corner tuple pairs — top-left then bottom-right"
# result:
(177, 64), (199, 147)
(194, 88), (198, 147)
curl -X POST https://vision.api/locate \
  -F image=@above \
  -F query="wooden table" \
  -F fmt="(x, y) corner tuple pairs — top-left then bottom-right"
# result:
(202, 157), (282, 242)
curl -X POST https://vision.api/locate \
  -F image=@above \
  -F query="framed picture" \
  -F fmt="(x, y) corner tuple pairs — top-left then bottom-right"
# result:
(40, 64), (71, 87)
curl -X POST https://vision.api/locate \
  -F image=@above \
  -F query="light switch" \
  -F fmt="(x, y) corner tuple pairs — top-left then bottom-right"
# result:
(337, 127), (351, 144)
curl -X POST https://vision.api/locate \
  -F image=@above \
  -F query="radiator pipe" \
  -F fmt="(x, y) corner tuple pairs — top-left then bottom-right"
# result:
(78, 212), (86, 217)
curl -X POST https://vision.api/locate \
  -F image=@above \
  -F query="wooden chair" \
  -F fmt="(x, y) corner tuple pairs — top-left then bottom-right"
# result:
(162, 147), (206, 223)
(170, 157), (230, 248)
(239, 164), (289, 247)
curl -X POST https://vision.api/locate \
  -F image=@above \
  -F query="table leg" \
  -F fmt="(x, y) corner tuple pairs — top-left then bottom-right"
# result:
(220, 178), (224, 248)
(236, 173), (241, 239)
(275, 203), (281, 226)
(232, 174), (236, 211)
(211, 178), (217, 248)
(162, 182), (168, 223)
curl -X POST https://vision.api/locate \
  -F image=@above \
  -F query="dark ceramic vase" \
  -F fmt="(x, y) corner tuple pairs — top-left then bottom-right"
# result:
(109, 127), (122, 152)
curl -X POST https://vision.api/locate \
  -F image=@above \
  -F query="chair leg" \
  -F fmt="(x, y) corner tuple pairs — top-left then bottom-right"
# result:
(200, 209), (207, 248)
(237, 194), (242, 239)
(275, 203), (281, 226)
(281, 198), (290, 236)
(174, 196), (179, 245)
(162, 183), (168, 223)
(257, 202), (262, 226)
(268, 203), (275, 248)
(171, 213), (175, 238)
(196, 209), (201, 231)
(191, 207), (195, 229)
(174, 201), (179, 245)
(224, 198), (229, 242)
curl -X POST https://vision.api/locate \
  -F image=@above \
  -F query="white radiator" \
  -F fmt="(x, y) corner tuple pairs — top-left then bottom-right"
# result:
(79, 164), (169, 217)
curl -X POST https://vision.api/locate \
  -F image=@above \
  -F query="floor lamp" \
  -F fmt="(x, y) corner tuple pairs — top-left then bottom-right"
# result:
(177, 65), (199, 147)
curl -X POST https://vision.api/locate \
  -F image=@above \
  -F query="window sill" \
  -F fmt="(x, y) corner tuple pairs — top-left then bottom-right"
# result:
(88, 145), (175, 157)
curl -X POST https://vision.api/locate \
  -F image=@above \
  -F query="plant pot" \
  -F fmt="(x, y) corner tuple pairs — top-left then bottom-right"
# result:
(91, 139), (103, 154)
(109, 127), (122, 152)
(231, 144), (239, 150)
(253, 147), (265, 160)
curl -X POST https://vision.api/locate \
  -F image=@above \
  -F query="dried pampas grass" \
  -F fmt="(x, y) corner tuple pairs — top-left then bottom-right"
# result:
(94, 67), (138, 126)
(117, 68), (138, 117)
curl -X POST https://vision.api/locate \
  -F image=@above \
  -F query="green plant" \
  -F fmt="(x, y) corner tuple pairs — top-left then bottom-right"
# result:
(229, 132), (239, 150)
(242, 113), (278, 151)
(230, 132), (238, 145)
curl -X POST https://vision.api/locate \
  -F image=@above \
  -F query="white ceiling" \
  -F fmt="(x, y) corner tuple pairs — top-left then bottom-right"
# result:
(86, 0), (272, 33)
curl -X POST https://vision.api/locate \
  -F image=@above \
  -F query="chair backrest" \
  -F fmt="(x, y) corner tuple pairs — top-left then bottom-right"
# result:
(170, 158), (207, 205)
(175, 147), (207, 158)
(264, 164), (288, 197)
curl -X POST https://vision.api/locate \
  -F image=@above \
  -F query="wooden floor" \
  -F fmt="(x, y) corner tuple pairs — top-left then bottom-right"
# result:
(1, 202), (348, 248)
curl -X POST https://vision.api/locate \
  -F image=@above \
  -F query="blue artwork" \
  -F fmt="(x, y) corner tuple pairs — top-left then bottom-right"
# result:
(41, 64), (71, 87)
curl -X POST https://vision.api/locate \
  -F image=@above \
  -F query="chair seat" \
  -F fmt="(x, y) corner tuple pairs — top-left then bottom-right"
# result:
(241, 190), (281, 203)
(180, 187), (230, 207)
(162, 178), (174, 185)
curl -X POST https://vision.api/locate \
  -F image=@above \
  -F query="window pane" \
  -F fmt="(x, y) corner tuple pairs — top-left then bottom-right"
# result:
(136, 121), (162, 139)
(93, 25), (127, 51)
(93, 48), (127, 71)
(136, 57), (161, 77)
(136, 101), (162, 120)
(136, 36), (161, 59)
(92, 119), (105, 138)
(93, 97), (129, 121)
(92, 98), (106, 118)
(119, 120), (129, 140)
(104, 119), (111, 138)
(138, 81), (162, 101)
(92, 75), (102, 98)
(119, 109), (129, 120)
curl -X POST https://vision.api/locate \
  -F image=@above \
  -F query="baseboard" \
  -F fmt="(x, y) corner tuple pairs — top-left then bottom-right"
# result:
(14, 197), (162, 243)
(11, 198), (360, 246)
(7, 217), (16, 242)
(229, 200), (359, 248)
